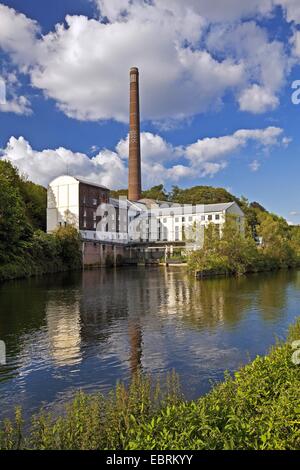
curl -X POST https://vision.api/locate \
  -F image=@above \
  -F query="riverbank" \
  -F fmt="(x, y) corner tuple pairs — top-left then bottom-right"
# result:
(0, 227), (82, 283)
(189, 214), (300, 278)
(0, 259), (77, 282)
(1, 318), (300, 450)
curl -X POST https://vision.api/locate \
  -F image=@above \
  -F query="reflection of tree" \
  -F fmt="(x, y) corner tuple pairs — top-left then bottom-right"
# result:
(0, 272), (81, 369)
(158, 269), (290, 330)
(256, 270), (294, 321)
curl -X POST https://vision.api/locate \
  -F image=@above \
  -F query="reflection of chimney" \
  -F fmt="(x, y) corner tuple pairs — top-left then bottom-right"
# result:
(128, 67), (142, 201)
(128, 321), (143, 375)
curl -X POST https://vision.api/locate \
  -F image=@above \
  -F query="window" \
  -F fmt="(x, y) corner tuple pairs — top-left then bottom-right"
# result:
(175, 217), (179, 222)
(208, 215), (212, 221)
(93, 222), (97, 229)
(92, 198), (97, 205)
(84, 210), (87, 217)
(93, 212), (96, 221)
(215, 214), (220, 220)
(201, 215), (205, 221)
(188, 216), (193, 222)
(182, 217), (185, 222)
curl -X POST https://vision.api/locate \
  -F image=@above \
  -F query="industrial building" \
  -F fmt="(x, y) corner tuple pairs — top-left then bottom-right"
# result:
(47, 67), (244, 265)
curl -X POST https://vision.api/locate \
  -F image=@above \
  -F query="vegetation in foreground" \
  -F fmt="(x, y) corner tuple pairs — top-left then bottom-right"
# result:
(188, 214), (300, 276)
(1, 319), (300, 450)
(0, 161), (82, 282)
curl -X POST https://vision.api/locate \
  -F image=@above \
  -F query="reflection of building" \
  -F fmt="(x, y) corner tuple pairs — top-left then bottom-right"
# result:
(46, 297), (82, 366)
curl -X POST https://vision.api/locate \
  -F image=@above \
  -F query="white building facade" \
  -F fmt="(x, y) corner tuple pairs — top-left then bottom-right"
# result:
(47, 176), (245, 247)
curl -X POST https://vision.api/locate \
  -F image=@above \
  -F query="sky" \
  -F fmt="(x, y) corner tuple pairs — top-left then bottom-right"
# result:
(0, 0), (300, 222)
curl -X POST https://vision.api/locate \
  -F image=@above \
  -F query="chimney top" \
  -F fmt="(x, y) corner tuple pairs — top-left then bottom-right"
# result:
(130, 67), (139, 73)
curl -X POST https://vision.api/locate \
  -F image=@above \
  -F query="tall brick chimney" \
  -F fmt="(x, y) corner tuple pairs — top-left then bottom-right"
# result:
(128, 67), (142, 201)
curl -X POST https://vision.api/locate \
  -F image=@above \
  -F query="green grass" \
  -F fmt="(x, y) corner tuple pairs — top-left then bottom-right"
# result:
(1, 321), (300, 450)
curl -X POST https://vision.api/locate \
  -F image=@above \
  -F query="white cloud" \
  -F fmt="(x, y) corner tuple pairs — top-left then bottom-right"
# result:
(0, 4), (40, 65)
(0, 1), (294, 122)
(291, 30), (300, 58)
(184, 127), (282, 167)
(206, 21), (288, 113)
(117, 132), (180, 163)
(0, 126), (284, 188)
(0, 94), (31, 115)
(275, 0), (300, 23)
(290, 210), (300, 216)
(95, 0), (274, 23)
(0, 136), (127, 188)
(0, 71), (32, 115)
(238, 85), (279, 114)
(249, 160), (261, 172)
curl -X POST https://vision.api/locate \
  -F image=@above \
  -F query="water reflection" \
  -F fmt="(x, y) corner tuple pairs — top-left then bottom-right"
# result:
(0, 267), (300, 420)
(46, 295), (82, 367)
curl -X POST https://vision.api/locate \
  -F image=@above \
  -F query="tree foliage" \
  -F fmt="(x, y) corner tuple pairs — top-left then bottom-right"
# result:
(0, 161), (81, 281)
(0, 160), (46, 230)
(189, 213), (300, 276)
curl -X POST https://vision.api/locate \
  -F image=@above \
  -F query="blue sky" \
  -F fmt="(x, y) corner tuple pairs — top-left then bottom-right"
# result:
(0, 0), (300, 221)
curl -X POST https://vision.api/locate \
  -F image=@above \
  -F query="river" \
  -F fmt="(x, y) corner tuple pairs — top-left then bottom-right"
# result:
(0, 267), (300, 421)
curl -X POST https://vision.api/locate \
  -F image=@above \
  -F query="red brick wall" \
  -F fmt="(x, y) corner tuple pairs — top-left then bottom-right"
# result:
(79, 183), (109, 231)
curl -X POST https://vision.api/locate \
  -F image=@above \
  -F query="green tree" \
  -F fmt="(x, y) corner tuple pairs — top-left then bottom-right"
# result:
(141, 184), (168, 201)
(0, 175), (29, 262)
(189, 216), (260, 275)
(55, 226), (82, 269)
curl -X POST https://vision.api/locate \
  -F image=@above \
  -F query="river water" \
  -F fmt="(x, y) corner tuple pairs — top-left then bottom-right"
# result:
(0, 267), (300, 420)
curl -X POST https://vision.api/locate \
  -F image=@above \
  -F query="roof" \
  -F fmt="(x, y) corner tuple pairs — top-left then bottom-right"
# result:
(108, 199), (243, 215)
(202, 202), (235, 212)
(73, 176), (109, 191)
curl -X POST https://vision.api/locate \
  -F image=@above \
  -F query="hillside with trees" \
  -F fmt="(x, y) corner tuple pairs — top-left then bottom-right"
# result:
(111, 184), (272, 235)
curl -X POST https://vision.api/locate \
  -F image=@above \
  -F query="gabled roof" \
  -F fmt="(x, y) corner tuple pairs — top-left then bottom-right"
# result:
(203, 202), (235, 213)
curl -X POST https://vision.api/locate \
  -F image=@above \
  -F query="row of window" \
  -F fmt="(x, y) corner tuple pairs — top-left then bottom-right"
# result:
(159, 214), (221, 223)
(83, 211), (127, 222)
